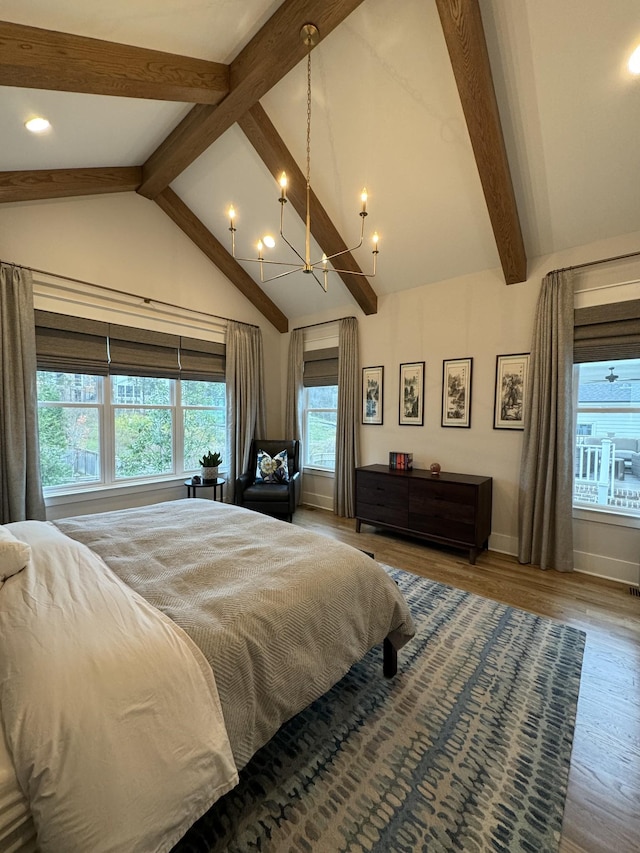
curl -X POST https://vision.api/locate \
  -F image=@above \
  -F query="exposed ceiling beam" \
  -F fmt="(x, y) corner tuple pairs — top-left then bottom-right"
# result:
(154, 187), (289, 333)
(434, 0), (527, 285)
(0, 167), (142, 203)
(238, 104), (378, 316)
(138, 0), (366, 199)
(0, 20), (229, 103)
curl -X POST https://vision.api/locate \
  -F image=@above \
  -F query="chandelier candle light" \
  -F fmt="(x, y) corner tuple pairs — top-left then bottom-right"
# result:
(227, 23), (379, 292)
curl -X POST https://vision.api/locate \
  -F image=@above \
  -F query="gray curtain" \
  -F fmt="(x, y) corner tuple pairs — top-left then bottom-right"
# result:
(334, 317), (359, 517)
(518, 269), (574, 571)
(225, 320), (266, 503)
(0, 264), (46, 522)
(285, 329), (304, 440)
(285, 328), (304, 502)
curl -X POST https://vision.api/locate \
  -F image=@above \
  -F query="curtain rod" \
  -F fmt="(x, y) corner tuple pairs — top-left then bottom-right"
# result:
(1, 259), (260, 330)
(293, 316), (355, 332)
(550, 249), (640, 275)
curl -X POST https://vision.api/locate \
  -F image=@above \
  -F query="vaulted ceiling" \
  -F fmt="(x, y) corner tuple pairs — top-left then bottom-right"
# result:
(2, 0), (639, 332)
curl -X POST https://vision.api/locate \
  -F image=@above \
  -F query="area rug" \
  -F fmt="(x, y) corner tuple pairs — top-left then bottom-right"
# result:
(172, 568), (585, 853)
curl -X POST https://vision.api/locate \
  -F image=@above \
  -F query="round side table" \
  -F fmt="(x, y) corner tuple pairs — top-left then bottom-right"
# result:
(185, 477), (225, 502)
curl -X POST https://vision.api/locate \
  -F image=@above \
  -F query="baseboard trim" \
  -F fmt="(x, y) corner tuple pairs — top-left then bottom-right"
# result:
(483, 534), (638, 586)
(573, 549), (640, 586)
(301, 492), (333, 512)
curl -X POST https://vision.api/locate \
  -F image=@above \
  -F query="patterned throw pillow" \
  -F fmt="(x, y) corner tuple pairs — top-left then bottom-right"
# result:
(255, 449), (289, 483)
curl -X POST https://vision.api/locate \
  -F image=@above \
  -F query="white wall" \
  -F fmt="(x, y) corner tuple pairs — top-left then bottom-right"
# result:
(0, 191), (284, 429)
(0, 192), (284, 518)
(288, 231), (640, 587)
(1, 194), (638, 585)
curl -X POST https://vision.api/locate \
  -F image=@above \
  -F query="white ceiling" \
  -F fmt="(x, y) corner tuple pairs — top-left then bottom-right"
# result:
(2, 0), (640, 320)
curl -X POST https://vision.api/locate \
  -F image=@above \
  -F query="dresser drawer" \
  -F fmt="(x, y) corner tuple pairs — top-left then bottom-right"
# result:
(357, 500), (408, 528)
(409, 481), (477, 542)
(356, 471), (408, 528)
(356, 470), (408, 505)
(408, 512), (476, 544)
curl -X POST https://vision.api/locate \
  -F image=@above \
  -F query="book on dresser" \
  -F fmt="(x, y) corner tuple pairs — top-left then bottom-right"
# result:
(355, 464), (492, 565)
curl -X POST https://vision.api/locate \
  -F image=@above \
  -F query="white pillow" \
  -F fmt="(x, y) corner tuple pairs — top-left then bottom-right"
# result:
(0, 526), (32, 581)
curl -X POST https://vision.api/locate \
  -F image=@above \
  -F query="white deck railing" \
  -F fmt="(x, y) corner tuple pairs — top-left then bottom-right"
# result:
(575, 439), (615, 504)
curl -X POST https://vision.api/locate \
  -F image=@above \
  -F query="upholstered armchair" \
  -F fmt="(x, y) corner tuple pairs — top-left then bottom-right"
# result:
(234, 439), (301, 521)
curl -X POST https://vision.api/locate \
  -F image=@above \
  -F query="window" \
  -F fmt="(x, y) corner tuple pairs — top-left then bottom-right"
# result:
(37, 372), (101, 488)
(112, 376), (173, 479)
(302, 344), (339, 471)
(181, 380), (226, 470)
(573, 358), (640, 516)
(34, 310), (227, 492)
(304, 385), (338, 470)
(37, 372), (226, 490)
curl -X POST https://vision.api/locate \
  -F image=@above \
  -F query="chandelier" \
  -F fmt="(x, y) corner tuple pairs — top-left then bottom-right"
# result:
(227, 23), (379, 292)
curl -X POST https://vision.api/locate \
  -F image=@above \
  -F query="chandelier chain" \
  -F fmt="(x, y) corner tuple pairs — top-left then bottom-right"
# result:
(306, 49), (312, 190)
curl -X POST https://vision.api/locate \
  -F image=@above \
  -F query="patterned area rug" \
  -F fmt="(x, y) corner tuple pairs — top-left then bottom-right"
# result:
(172, 568), (585, 853)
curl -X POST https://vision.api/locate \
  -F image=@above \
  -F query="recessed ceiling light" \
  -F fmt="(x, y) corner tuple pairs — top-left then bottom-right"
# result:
(629, 45), (640, 75)
(25, 116), (51, 134)
(263, 236), (276, 249)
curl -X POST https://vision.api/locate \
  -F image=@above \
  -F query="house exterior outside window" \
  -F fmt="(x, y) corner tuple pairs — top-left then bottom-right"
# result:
(573, 358), (640, 517)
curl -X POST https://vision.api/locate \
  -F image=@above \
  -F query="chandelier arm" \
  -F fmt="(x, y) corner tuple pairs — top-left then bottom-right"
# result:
(315, 211), (367, 263)
(259, 265), (306, 284)
(276, 193), (306, 265)
(278, 228), (307, 265)
(232, 254), (303, 269)
(323, 266), (375, 277)
(316, 238), (365, 266)
(310, 269), (328, 292)
(329, 249), (378, 278)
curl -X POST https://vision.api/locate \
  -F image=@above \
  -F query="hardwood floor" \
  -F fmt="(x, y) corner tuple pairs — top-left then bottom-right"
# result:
(293, 506), (640, 853)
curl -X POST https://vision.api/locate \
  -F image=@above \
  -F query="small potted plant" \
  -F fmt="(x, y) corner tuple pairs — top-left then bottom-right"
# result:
(199, 450), (222, 483)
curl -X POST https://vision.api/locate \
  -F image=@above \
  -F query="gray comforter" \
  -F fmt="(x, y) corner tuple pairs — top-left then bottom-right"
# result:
(54, 499), (415, 769)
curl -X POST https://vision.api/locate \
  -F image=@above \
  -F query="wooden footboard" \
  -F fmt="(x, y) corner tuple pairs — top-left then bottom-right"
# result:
(383, 637), (397, 678)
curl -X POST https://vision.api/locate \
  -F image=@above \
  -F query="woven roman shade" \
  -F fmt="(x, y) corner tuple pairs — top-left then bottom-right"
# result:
(574, 299), (640, 363)
(303, 347), (339, 387)
(35, 310), (109, 374)
(179, 337), (226, 381)
(35, 311), (227, 380)
(107, 324), (180, 378)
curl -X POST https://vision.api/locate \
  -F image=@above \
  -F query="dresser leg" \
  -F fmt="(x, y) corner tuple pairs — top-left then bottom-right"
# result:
(355, 519), (361, 533)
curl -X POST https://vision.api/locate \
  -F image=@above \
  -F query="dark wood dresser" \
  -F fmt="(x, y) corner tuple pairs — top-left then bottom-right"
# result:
(355, 464), (492, 564)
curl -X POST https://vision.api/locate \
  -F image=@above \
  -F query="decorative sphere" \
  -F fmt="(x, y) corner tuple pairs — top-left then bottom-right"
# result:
(430, 462), (441, 476)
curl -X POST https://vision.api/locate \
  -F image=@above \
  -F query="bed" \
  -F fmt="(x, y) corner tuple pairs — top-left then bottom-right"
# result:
(0, 499), (415, 853)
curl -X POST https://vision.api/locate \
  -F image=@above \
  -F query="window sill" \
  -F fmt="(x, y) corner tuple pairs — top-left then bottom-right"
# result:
(44, 474), (225, 507)
(303, 467), (335, 478)
(573, 505), (640, 529)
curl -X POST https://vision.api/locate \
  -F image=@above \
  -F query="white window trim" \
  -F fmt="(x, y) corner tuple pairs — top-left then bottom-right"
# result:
(573, 506), (640, 529)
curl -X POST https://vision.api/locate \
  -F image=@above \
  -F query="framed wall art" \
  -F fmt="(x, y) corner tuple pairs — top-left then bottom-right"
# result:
(399, 361), (425, 426)
(362, 365), (384, 424)
(441, 357), (473, 428)
(494, 353), (530, 430)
